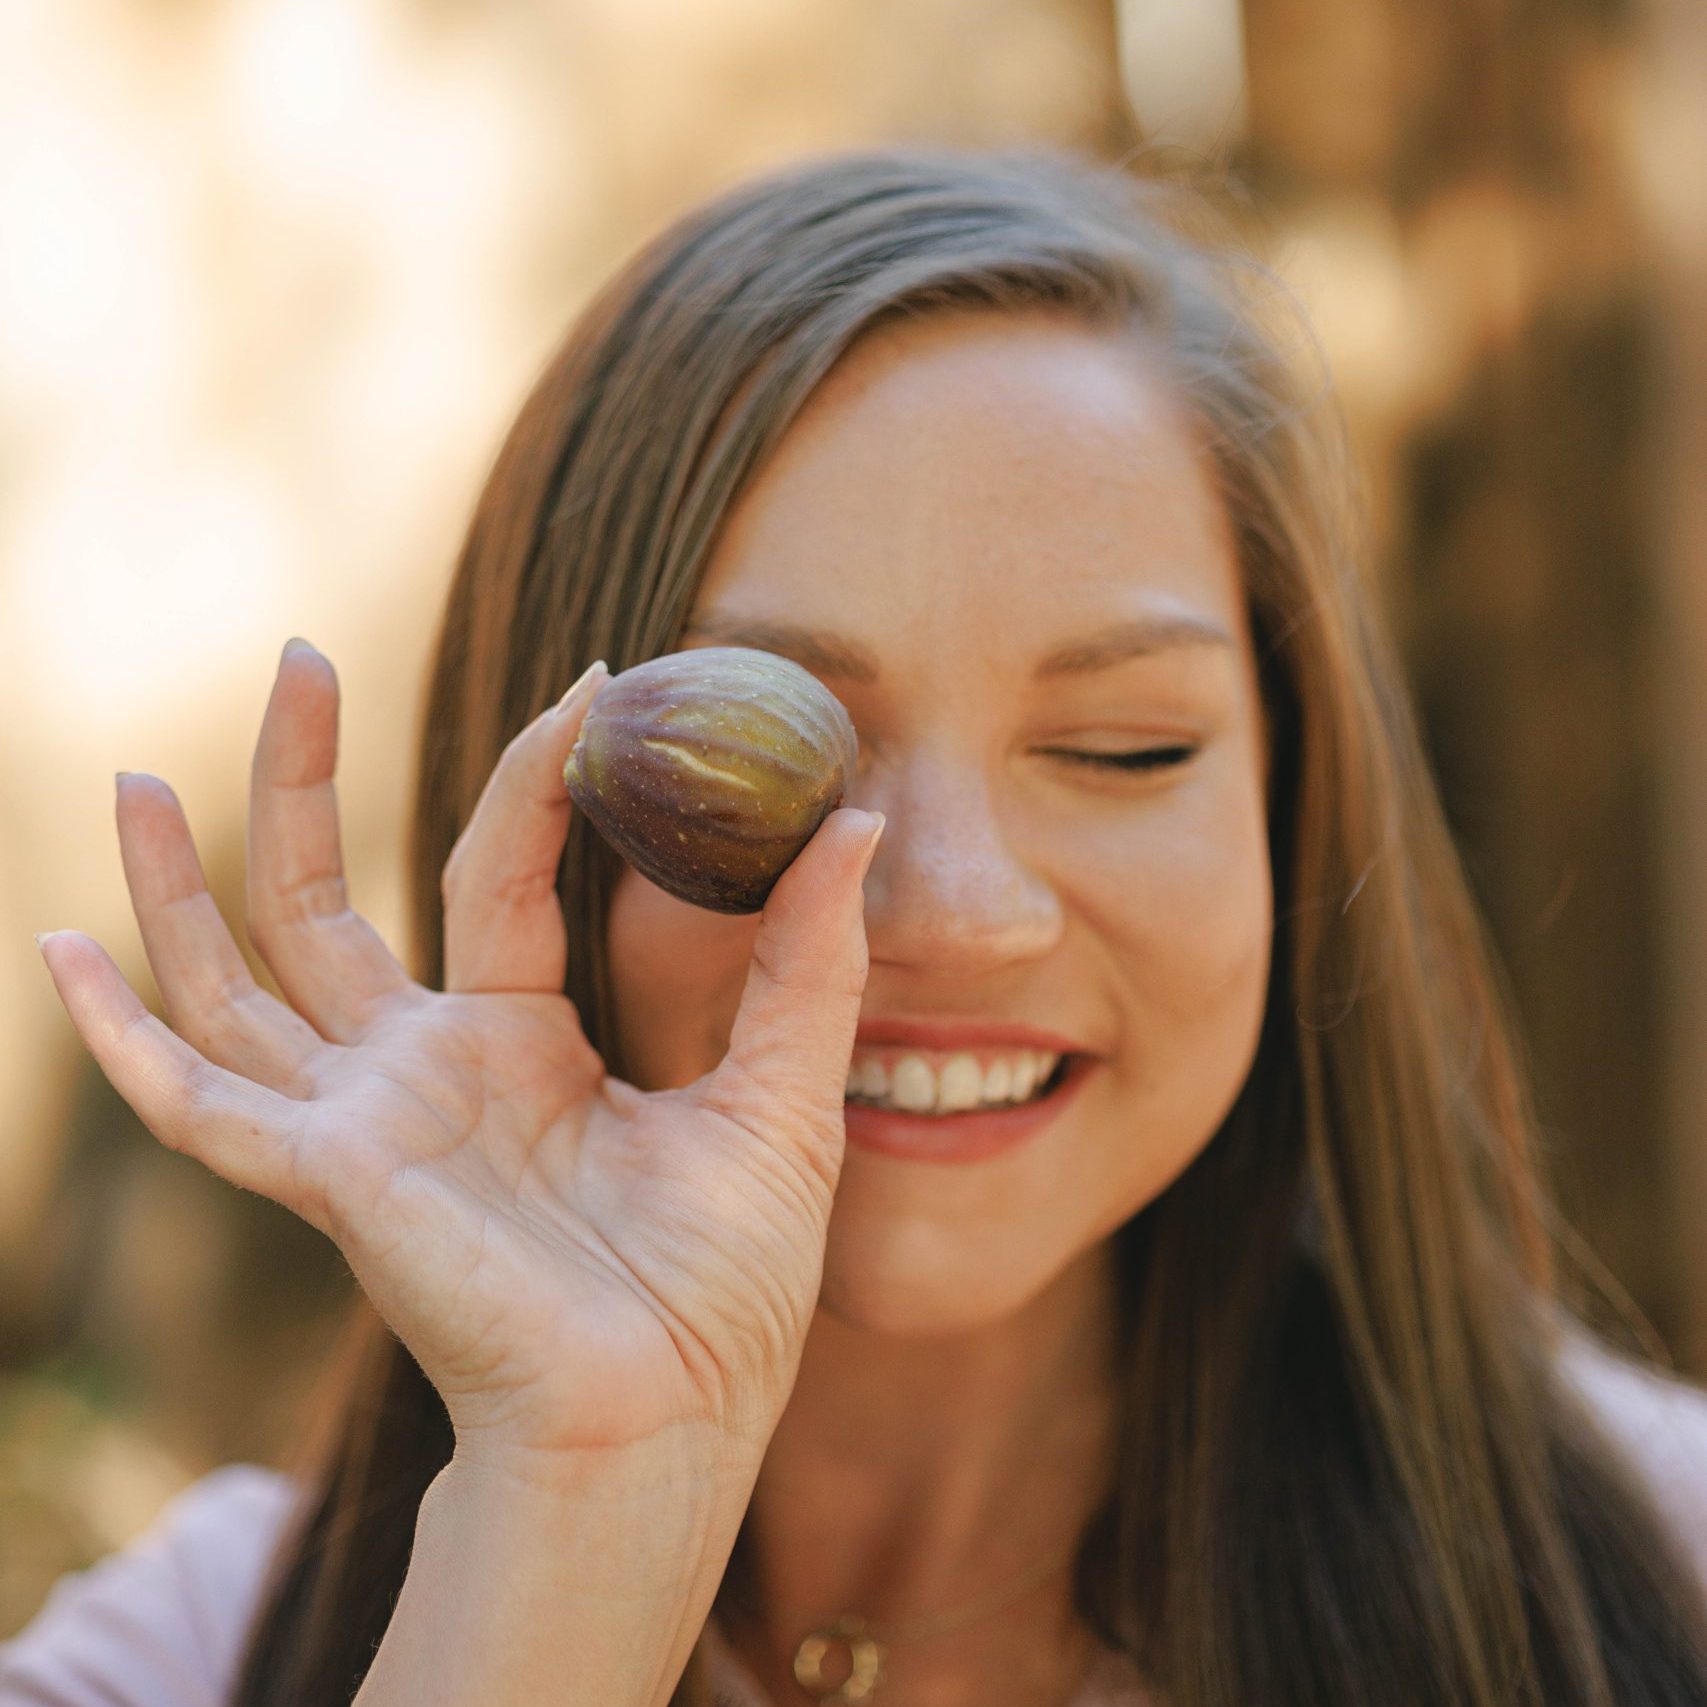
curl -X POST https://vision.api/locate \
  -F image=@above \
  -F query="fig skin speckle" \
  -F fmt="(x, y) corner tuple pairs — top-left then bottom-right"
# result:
(562, 645), (859, 914)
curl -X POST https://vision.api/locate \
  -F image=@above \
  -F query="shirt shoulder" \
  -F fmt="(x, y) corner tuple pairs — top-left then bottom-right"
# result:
(1555, 1322), (1707, 1594)
(0, 1463), (305, 1707)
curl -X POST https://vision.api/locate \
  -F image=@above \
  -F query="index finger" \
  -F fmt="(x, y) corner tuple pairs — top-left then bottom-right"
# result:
(441, 659), (608, 993)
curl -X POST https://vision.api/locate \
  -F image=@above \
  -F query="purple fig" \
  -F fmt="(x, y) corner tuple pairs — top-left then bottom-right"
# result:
(563, 645), (859, 914)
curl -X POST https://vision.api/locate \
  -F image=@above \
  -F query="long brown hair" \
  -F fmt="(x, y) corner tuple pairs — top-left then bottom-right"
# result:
(231, 145), (1707, 1706)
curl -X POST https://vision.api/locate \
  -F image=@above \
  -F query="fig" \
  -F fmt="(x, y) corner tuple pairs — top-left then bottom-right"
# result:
(563, 645), (859, 914)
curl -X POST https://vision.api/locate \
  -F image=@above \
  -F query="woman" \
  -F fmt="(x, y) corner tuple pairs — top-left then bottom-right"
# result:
(8, 146), (1707, 1707)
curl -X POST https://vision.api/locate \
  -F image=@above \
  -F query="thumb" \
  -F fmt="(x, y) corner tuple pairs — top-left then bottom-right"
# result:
(715, 807), (885, 1146)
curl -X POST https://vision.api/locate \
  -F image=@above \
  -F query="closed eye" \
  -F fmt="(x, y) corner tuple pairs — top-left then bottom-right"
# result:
(1044, 745), (1199, 772)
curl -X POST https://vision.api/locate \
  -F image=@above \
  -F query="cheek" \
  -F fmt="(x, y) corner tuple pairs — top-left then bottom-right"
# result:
(1145, 806), (1271, 1026)
(1067, 755), (1273, 1057)
(606, 870), (759, 1089)
(1058, 777), (1271, 1233)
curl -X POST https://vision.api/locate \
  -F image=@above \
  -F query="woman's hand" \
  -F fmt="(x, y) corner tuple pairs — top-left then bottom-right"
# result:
(36, 640), (884, 1485)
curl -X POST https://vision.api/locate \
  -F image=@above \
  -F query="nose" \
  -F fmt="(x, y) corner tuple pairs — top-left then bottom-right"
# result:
(857, 746), (1063, 976)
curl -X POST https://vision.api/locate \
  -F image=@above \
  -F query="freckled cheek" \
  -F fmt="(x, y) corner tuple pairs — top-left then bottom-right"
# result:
(1064, 789), (1273, 1022)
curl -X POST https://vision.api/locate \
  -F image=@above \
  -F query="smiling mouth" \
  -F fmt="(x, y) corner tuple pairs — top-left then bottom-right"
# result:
(844, 1052), (1077, 1116)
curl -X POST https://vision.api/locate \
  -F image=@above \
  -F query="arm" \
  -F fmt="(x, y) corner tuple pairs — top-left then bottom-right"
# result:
(354, 1435), (761, 1707)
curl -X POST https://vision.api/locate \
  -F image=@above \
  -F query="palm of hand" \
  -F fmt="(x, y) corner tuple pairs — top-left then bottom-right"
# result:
(301, 989), (834, 1457)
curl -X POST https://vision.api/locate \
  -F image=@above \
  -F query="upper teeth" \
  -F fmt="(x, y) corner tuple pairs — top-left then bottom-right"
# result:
(844, 1049), (1062, 1114)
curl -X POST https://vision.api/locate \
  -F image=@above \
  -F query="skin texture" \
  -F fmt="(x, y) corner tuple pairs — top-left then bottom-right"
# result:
(608, 308), (1275, 1702)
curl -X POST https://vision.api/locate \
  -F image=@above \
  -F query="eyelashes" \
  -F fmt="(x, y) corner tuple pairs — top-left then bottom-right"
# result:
(849, 743), (1202, 776)
(1046, 745), (1199, 773)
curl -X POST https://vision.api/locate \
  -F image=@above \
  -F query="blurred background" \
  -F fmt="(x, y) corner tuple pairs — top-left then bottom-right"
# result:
(3, 0), (1705, 1640)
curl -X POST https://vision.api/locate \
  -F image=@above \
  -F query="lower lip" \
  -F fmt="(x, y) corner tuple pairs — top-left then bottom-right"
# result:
(841, 1055), (1097, 1163)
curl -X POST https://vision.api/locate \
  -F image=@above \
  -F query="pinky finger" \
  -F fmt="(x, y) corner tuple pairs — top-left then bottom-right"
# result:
(37, 930), (312, 1219)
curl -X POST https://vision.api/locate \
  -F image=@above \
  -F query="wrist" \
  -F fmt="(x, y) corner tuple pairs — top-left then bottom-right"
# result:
(353, 1429), (765, 1707)
(445, 1416), (769, 1510)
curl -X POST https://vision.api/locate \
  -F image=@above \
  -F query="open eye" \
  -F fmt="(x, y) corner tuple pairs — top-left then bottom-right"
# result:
(1044, 744), (1199, 773)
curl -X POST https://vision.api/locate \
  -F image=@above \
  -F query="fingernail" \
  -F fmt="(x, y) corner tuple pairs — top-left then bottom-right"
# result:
(555, 660), (608, 713)
(281, 637), (319, 666)
(116, 771), (132, 789)
(857, 811), (886, 876)
(35, 931), (59, 952)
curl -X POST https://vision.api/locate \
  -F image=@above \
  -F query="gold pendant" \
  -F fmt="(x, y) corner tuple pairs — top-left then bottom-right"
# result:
(792, 1614), (887, 1704)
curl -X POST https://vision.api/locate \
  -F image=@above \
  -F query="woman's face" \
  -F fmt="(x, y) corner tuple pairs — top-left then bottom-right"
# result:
(608, 308), (1273, 1333)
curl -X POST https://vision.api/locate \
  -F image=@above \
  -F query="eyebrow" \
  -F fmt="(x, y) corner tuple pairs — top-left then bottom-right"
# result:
(679, 610), (1236, 683)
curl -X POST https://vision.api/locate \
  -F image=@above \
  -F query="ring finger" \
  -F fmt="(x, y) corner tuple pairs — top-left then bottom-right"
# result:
(116, 772), (327, 1096)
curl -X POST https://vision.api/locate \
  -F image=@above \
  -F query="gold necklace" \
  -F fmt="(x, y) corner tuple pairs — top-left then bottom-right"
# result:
(716, 1534), (1081, 1706)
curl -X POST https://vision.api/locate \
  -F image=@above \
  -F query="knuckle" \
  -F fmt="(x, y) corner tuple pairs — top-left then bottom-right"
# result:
(751, 931), (865, 1003)
(208, 962), (259, 1013)
(748, 932), (812, 996)
(441, 842), (469, 898)
(167, 1058), (219, 1142)
(149, 1118), (191, 1156)
(250, 871), (349, 941)
(704, 1056), (836, 1150)
(286, 871), (349, 924)
(170, 987), (248, 1067)
(441, 846), (553, 916)
(486, 865), (554, 911)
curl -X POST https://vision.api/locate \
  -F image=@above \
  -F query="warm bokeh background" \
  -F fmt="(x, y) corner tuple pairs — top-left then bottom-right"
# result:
(4, 0), (1704, 1639)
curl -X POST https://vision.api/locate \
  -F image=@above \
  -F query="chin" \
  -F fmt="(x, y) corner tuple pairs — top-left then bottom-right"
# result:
(814, 1242), (1045, 1337)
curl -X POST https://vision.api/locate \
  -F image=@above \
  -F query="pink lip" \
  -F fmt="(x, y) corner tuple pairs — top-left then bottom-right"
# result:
(841, 1052), (1099, 1164)
(852, 1017), (1091, 1055)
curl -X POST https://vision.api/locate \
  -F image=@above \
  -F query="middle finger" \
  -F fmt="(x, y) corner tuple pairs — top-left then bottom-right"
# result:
(247, 639), (417, 1042)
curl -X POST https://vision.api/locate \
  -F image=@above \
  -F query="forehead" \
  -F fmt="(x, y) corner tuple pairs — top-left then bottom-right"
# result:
(692, 309), (1249, 665)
